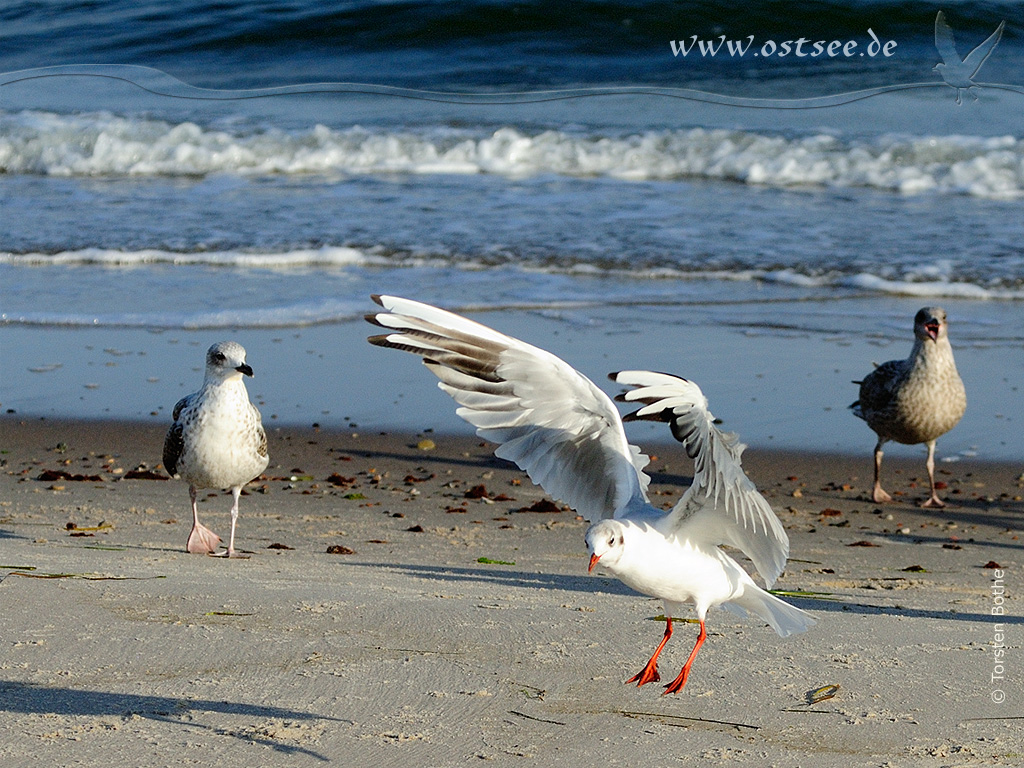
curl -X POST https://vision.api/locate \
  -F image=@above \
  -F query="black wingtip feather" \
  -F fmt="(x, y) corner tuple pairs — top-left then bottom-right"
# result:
(622, 408), (673, 424)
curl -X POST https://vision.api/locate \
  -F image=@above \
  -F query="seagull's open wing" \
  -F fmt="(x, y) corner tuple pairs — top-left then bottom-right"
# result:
(963, 20), (1004, 77)
(612, 371), (788, 587)
(367, 295), (651, 521)
(934, 11), (960, 66)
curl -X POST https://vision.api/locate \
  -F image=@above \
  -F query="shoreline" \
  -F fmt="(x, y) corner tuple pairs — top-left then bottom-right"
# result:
(2, 417), (1022, 766)
(3, 294), (1022, 464)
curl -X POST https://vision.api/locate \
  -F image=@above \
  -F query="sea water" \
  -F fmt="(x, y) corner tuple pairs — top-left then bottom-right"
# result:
(1, 1), (1021, 459)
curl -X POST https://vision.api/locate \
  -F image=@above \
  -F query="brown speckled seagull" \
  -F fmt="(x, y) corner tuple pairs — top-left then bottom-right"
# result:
(851, 307), (966, 508)
(163, 341), (269, 556)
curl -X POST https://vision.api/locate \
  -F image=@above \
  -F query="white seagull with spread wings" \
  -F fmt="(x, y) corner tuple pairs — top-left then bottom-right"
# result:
(366, 295), (815, 694)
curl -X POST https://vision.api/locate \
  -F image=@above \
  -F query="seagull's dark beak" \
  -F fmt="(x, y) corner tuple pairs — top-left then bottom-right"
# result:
(925, 321), (940, 341)
(588, 553), (600, 572)
(237, 364), (254, 377)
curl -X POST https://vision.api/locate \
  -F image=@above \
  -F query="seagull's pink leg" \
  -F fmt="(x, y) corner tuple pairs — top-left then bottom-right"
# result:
(186, 485), (222, 554)
(210, 486), (248, 558)
(662, 619), (707, 695)
(872, 441), (892, 504)
(920, 440), (946, 508)
(627, 618), (673, 687)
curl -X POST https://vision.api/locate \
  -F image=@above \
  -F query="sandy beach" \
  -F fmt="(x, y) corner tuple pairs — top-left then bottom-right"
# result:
(1, 415), (1021, 767)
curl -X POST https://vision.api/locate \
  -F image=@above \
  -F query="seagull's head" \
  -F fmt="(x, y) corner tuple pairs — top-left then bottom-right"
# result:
(205, 341), (254, 382)
(913, 307), (948, 343)
(585, 519), (627, 573)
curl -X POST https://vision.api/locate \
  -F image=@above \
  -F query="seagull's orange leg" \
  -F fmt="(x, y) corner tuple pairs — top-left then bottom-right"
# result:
(627, 618), (673, 687)
(663, 619), (707, 695)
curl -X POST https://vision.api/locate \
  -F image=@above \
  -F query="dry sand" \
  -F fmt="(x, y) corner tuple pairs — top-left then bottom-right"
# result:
(1, 415), (1022, 767)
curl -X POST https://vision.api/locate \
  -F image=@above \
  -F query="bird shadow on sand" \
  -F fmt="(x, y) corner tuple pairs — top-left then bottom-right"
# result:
(806, 492), (1024, 537)
(346, 560), (639, 598)
(346, 445), (508, 473)
(850, 528), (1024, 553)
(0, 680), (345, 761)
(779, 596), (1024, 626)
(347, 561), (1024, 626)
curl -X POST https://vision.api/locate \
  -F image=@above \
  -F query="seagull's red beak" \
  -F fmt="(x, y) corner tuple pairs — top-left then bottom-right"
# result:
(925, 321), (940, 341)
(588, 553), (601, 572)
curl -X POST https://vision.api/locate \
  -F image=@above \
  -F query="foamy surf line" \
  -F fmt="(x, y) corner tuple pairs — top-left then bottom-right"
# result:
(2, 111), (1023, 198)
(0, 246), (373, 268)
(1, 278), (1020, 333)
(3, 250), (1023, 333)
(0, 300), (368, 330)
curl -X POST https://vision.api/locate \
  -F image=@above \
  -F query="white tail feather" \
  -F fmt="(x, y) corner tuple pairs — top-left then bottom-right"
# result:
(726, 586), (816, 637)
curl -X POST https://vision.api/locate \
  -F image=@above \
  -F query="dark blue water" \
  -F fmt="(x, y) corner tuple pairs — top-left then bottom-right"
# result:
(1, 2), (1021, 458)
(3, 0), (1022, 313)
(2, 1), (1020, 89)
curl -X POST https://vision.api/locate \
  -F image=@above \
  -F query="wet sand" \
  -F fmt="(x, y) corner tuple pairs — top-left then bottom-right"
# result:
(1, 416), (1022, 767)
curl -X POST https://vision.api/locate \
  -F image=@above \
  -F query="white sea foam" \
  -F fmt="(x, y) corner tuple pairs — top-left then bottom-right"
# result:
(2, 111), (1023, 198)
(0, 297), (369, 329)
(840, 273), (1001, 299)
(4, 247), (1022, 332)
(5, 248), (1020, 300)
(0, 246), (372, 268)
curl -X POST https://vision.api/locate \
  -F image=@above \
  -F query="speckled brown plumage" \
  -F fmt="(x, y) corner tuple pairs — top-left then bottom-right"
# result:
(851, 307), (966, 507)
(164, 341), (269, 556)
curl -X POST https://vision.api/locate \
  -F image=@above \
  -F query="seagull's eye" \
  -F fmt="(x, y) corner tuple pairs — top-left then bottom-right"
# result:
(213, 352), (226, 363)
(608, 537), (616, 547)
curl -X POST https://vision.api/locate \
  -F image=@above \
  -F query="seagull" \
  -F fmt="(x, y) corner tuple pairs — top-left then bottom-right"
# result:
(851, 307), (966, 508)
(163, 341), (269, 557)
(933, 10), (1004, 105)
(367, 295), (815, 694)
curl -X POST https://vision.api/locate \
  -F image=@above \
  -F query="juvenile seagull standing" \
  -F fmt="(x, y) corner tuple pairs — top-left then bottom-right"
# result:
(367, 295), (815, 694)
(851, 307), (966, 508)
(163, 341), (269, 557)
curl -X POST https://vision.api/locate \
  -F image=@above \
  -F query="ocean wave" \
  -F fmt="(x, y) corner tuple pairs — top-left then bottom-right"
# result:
(0, 245), (372, 268)
(5, 268), (1019, 331)
(0, 297), (369, 330)
(766, 269), (1023, 299)
(3, 248), (1022, 334)
(2, 111), (1022, 198)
